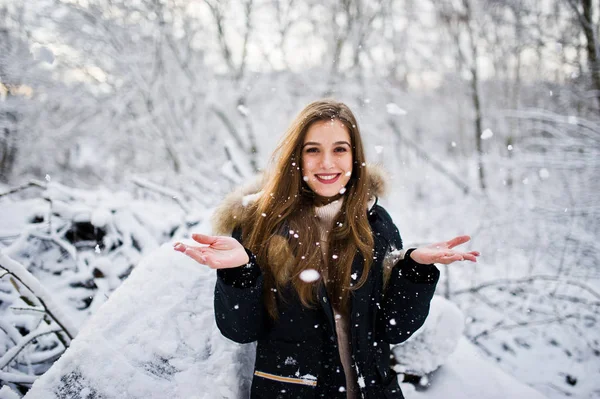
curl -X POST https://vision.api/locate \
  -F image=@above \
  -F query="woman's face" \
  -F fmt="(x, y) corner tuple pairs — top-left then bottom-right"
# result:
(301, 119), (353, 198)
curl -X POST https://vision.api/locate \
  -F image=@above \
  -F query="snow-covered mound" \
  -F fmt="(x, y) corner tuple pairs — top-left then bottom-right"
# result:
(393, 295), (465, 376)
(23, 243), (547, 399)
(403, 337), (548, 399)
(24, 244), (255, 399)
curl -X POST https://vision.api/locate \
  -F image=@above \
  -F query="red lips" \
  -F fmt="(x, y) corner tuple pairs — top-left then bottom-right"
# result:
(315, 174), (341, 184)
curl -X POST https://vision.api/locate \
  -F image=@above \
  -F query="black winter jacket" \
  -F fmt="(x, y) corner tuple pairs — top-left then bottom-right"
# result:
(214, 203), (439, 398)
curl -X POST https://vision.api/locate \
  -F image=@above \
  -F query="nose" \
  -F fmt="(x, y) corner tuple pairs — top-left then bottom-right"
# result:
(320, 152), (334, 169)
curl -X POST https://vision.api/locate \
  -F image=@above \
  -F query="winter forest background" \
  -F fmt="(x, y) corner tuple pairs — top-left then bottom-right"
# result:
(1, 0), (599, 398)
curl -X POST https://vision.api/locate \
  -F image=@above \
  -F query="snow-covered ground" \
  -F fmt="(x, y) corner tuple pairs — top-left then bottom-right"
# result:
(22, 244), (546, 399)
(405, 337), (547, 399)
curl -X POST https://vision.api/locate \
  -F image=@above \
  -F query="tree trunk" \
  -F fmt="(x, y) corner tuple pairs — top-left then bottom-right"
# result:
(0, 111), (18, 183)
(462, 0), (486, 191)
(581, 0), (600, 110)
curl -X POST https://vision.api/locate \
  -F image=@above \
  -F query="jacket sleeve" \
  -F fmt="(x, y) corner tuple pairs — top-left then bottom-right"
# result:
(372, 206), (440, 344)
(377, 251), (439, 344)
(213, 228), (270, 343)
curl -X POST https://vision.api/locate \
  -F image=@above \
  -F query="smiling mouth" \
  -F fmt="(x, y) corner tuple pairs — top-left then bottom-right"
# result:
(315, 173), (341, 184)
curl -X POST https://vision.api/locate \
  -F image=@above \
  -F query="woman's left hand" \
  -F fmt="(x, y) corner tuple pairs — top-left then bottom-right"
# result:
(409, 235), (480, 265)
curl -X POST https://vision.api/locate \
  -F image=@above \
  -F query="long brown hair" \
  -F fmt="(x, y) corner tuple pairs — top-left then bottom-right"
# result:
(241, 99), (374, 319)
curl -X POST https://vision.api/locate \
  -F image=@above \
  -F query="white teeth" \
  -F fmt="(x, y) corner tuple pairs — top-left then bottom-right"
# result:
(317, 174), (337, 181)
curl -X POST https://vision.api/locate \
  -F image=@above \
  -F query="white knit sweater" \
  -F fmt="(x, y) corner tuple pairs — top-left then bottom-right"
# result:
(314, 199), (359, 399)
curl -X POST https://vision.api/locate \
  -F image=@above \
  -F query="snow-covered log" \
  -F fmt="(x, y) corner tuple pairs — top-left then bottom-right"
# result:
(25, 244), (255, 399)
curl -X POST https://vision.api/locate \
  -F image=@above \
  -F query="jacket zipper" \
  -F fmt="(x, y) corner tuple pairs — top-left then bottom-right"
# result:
(254, 370), (317, 387)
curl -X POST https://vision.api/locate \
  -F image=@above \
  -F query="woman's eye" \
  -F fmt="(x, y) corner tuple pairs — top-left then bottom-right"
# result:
(306, 148), (318, 153)
(334, 147), (348, 153)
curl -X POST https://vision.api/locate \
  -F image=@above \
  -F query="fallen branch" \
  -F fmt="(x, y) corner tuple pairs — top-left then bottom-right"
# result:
(452, 275), (600, 301)
(131, 176), (191, 213)
(0, 326), (63, 370)
(0, 252), (78, 342)
(471, 313), (580, 342)
(0, 370), (37, 385)
(0, 180), (47, 198)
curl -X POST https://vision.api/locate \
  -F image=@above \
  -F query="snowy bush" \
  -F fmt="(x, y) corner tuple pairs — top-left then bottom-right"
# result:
(0, 181), (206, 395)
(392, 296), (464, 379)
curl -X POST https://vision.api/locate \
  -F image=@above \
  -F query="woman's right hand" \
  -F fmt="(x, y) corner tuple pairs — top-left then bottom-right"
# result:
(174, 233), (250, 269)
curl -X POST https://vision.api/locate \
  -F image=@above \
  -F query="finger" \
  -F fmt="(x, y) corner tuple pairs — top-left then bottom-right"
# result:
(437, 253), (464, 264)
(446, 235), (471, 249)
(192, 233), (218, 246)
(174, 242), (203, 253)
(469, 251), (481, 256)
(462, 253), (478, 262)
(183, 247), (207, 264)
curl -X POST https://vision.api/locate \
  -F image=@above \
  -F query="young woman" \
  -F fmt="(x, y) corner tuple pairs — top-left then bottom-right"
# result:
(174, 99), (479, 398)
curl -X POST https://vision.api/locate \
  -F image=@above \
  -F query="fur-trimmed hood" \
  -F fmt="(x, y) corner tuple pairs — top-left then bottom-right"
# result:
(211, 164), (388, 235)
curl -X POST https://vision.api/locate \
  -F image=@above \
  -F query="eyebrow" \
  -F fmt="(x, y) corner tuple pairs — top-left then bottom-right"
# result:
(303, 141), (351, 148)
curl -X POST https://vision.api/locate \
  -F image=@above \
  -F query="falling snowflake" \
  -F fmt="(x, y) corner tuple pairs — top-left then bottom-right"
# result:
(386, 103), (407, 116)
(480, 129), (493, 140)
(237, 104), (249, 116)
(284, 357), (297, 366)
(357, 375), (366, 388)
(299, 269), (320, 283)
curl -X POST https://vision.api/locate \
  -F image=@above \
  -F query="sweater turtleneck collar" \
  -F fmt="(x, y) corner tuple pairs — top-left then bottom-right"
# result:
(314, 196), (344, 230)
(312, 192), (344, 207)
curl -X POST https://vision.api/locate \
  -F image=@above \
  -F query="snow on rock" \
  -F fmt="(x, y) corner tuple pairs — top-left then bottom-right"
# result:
(403, 337), (548, 399)
(393, 296), (464, 376)
(25, 243), (255, 399)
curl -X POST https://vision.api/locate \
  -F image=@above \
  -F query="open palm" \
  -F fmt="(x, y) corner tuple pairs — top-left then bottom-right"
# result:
(174, 234), (249, 269)
(410, 235), (480, 265)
